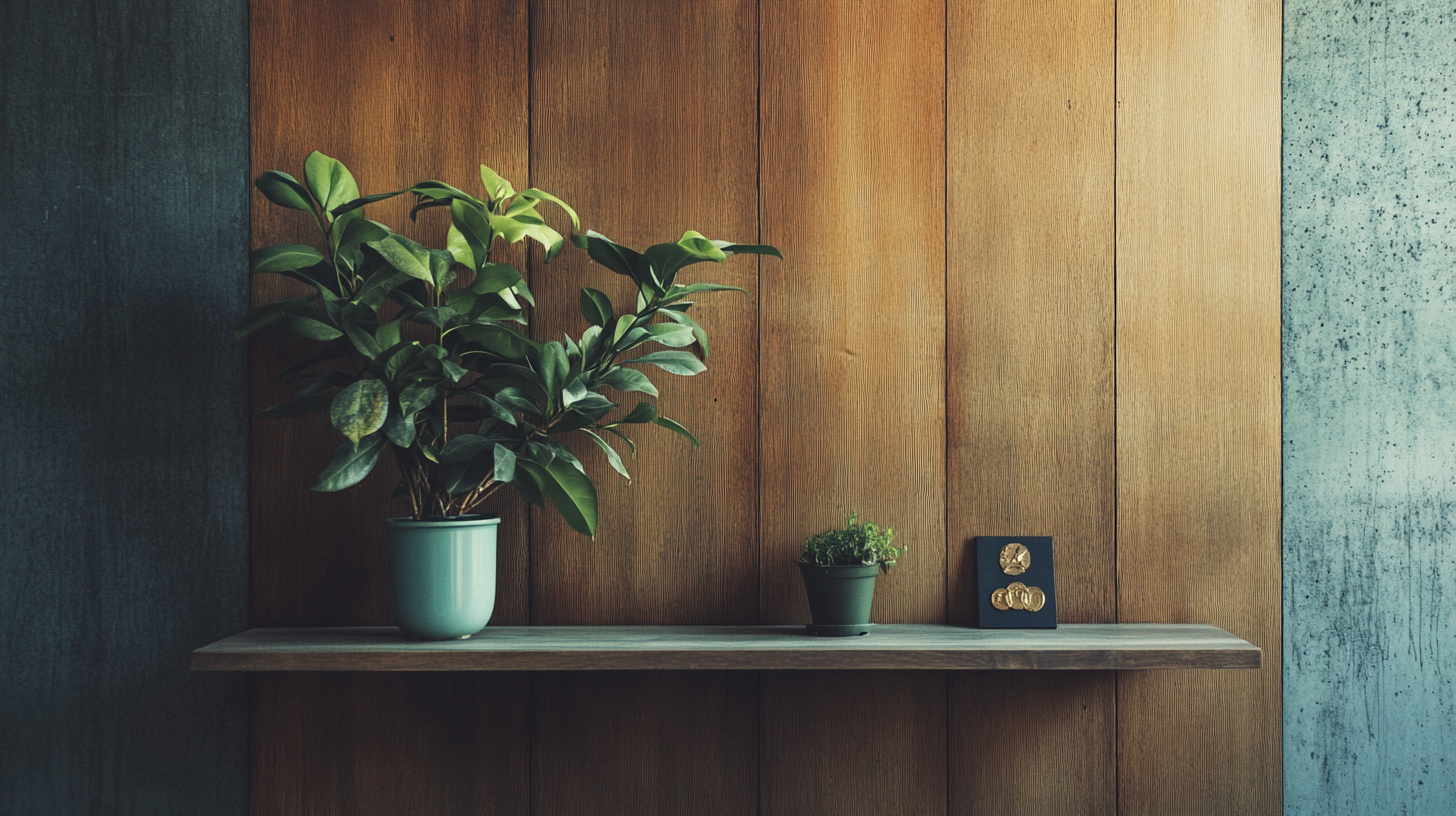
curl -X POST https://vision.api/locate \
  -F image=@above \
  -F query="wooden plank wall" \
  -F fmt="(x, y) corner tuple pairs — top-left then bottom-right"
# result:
(247, 1), (1282, 813)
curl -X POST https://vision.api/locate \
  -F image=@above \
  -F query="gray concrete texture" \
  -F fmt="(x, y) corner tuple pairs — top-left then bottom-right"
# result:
(0, 1), (249, 813)
(1284, 1), (1456, 813)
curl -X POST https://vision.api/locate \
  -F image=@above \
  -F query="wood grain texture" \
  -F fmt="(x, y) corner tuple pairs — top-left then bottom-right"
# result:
(193, 624), (1260, 671)
(525, 5), (761, 813)
(527, 0), (760, 626)
(532, 671), (757, 816)
(761, 671), (947, 816)
(945, 3), (1116, 813)
(1115, 2), (1283, 814)
(758, 4), (946, 811)
(759, 0), (946, 626)
(252, 673), (529, 816)
(249, 4), (532, 814)
(950, 672), (1116, 816)
(249, 0), (530, 629)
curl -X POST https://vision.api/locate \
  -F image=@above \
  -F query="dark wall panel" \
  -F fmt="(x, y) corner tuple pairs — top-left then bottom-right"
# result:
(0, 1), (250, 814)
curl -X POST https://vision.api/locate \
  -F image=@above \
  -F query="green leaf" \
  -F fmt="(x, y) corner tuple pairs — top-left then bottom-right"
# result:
(354, 266), (411, 310)
(493, 387), (539, 416)
(429, 249), (457, 290)
(311, 434), (387, 492)
(283, 316), (344, 341)
(617, 401), (658, 424)
(303, 151), (361, 218)
(493, 443), (516, 483)
(234, 295), (315, 339)
(383, 396), (416, 446)
(375, 319), (402, 351)
(446, 224), (476, 269)
(454, 324), (539, 358)
(340, 303), (382, 359)
(712, 241), (783, 259)
(479, 166), (513, 201)
(626, 350), (706, 376)
(541, 341), (568, 402)
(652, 415), (700, 447)
(603, 426), (637, 456)
(583, 430), (629, 481)
(561, 376), (589, 407)
(255, 393), (334, 419)
(335, 216), (390, 248)
(292, 370), (353, 398)
(400, 382), (446, 417)
(579, 287), (614, 328)
(438, 433), (496, 465)
(250, 244), (325, 274)
(450, 199), (493, 273)
(330, 379), (389, 444)
(330, 189), (408, 218)
(472, 263), (522, 294)
(519, 459), (598, 537)
(275, 346), (346, 380)
(645, 322), (695, 348)
(596, 367), (658, 397)
(510, 464), (547, 509)
(458, 392), (518, 426)
(661, 308), (711, 357)
(573, 231), (654, 284)
(255, 170), (315, 212)
(369, 233), (433, 282)
(518, 188), (580, 233)
(611, 314), (636, 344)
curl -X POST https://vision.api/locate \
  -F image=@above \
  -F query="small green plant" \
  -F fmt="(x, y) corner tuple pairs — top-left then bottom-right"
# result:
(799, 514), (903, 571)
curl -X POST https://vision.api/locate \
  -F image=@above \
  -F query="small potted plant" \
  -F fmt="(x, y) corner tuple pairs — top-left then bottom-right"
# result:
(798, 514), (903, 636)
(240, 151), (779, 639)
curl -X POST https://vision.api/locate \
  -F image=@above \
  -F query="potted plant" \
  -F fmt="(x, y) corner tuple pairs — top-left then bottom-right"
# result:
(798, 514), (904, 636)
(239, 151), (780, 638)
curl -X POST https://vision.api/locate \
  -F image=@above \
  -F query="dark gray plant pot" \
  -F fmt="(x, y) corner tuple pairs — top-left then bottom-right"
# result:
(798, 562), (879, 636)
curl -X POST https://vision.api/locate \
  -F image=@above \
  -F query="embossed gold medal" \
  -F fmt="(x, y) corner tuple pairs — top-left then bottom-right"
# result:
(999, 542), (1030, 575)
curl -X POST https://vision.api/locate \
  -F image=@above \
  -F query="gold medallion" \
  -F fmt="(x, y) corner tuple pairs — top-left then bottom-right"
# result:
(1006, 581), (1028, 610)
(1027, 586), (1046, 612)
(990, 588), (1009, 611)
(999, 542), (1030, 576)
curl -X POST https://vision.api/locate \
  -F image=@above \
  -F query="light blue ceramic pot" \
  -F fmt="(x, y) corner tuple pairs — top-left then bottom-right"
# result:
(386, 515), (499, 640)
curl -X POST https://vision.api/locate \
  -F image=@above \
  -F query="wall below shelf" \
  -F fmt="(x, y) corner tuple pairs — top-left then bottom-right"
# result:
(191, 623), (1259, 672)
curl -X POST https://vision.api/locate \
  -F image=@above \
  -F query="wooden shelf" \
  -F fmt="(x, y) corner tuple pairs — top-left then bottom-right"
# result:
(190, 623), (1259, 672)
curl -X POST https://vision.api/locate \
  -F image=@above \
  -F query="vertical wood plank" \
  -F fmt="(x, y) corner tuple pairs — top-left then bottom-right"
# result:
(527, 0), (759, 626)
(252, 673), (530, 816)
(1116, 2), (1283, 814)
(250, 3), (531, 812)
(532, 671), (758, 816)
(759, 0), (945, 630)
(526, 3), (760, 812)
(759, 3), (945, 814)
(945, 2), (1116, 813)
(760, 671), (947, 816)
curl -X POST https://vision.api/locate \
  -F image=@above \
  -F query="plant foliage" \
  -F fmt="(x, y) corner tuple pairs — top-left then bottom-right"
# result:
(239, 151), (780, 535)
(800, 513), (903, 571)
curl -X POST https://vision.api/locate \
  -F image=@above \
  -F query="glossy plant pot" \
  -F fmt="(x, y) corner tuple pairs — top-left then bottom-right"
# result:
(798, 563), (879, 636)
(386, 515), (500, 640)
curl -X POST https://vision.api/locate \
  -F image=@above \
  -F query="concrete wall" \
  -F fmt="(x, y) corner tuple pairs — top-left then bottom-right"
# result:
(1284, 2), (1456, 813)
(0, 1), (250, 813)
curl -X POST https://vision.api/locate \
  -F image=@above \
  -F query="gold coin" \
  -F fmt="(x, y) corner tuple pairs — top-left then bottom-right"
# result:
(999, 542), (1031, 576)
(1007, 585), (1027, 610)
(1027, 586), (1046, 613)
(990, 588), (1009, 611)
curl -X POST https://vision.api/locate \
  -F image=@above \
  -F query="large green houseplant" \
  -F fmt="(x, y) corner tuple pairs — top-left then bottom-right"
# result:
(240, 151), (779, 637)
